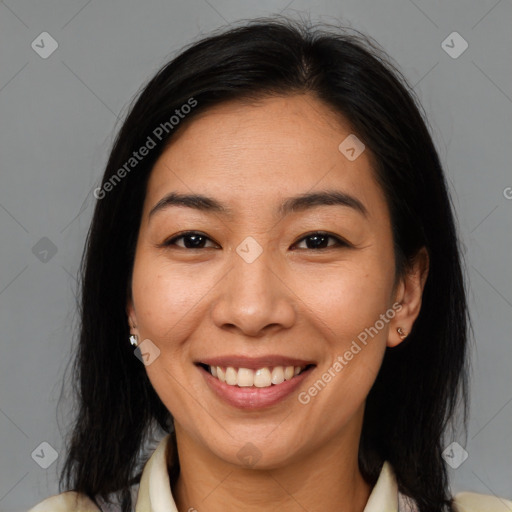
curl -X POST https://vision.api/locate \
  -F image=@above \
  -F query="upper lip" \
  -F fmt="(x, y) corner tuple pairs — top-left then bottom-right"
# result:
(197, 355), (316, 369)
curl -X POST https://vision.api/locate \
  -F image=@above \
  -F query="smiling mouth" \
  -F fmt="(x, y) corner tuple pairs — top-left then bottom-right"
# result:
(197, 363), (315, 388)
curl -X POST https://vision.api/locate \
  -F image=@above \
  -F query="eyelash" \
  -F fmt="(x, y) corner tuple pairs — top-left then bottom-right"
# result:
(160, 231), (350, 251)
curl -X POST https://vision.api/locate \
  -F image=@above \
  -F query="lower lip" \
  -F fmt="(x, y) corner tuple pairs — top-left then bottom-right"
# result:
(199, 365), (314, 410)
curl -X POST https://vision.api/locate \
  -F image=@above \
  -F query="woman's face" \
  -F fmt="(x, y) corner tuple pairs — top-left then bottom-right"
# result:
(127, 94), (421, 468)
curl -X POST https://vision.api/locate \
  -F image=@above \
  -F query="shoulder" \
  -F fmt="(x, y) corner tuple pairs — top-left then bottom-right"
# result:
(452, 491), (512, 511)
(27, 491), (101, 512)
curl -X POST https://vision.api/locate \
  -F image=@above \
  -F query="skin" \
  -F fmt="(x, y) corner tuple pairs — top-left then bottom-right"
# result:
(127, 93), (429, 512)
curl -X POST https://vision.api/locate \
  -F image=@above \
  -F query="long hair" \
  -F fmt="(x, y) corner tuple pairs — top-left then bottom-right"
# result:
(60, 16), (470, 512)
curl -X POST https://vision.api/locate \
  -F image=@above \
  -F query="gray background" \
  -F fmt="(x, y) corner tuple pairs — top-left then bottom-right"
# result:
(1, 1), (511, 510)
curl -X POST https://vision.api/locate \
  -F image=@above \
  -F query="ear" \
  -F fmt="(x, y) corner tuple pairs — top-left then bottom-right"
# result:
(126, 290), (139, 336)
(387, 247), (429, 348)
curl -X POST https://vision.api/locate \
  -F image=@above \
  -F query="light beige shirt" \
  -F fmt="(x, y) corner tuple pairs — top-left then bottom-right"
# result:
(28, 434), (512, 512)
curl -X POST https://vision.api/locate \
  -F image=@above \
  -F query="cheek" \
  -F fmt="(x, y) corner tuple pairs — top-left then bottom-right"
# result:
(295, 251), (395, 404)
(295, 268), (392, 435)
(299, 256), (395, 343)
(131, 254), (210, 420)
(131, 254), (211, 342)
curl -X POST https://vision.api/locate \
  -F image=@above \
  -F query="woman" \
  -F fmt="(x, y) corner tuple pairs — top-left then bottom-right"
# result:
(29, 17), (511, 512)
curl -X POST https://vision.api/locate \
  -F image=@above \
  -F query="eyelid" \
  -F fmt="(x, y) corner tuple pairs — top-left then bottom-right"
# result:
(159, 230), (351, 250)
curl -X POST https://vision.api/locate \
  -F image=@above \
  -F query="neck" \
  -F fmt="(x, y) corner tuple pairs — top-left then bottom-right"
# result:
(169, 417), (372, 512)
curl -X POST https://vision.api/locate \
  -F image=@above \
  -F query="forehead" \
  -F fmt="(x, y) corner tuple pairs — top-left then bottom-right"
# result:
(143, 94), (387, 221)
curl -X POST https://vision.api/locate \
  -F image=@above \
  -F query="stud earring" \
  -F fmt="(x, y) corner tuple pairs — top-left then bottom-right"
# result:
(397, 327), (407, 340)
(129, 334), (139, 347)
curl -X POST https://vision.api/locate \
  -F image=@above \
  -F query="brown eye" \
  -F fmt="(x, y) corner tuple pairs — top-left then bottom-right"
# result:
(163, 231), (218, 249)
(292, 232), (349, 250)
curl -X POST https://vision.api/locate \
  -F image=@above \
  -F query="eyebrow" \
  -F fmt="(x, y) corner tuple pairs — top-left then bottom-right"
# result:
(148, 189), (368, 221)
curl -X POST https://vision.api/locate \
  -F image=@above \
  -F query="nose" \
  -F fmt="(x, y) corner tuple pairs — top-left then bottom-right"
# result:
(210, 244), (296, 337)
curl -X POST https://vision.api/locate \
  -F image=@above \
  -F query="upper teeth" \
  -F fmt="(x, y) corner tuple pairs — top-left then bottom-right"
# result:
(210, 365), (304, 387)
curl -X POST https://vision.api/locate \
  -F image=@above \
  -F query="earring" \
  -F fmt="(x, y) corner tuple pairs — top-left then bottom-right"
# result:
(129, 334), (139, 347)
(397, 327), (407, 340)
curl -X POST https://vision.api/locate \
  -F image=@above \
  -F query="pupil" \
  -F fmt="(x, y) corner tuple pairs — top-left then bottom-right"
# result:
(185, 234), (204, 248)
(307, 234), (327, 249)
